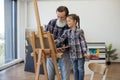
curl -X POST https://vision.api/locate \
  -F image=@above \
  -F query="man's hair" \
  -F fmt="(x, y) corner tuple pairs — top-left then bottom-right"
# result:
(56, 6), (69, 16)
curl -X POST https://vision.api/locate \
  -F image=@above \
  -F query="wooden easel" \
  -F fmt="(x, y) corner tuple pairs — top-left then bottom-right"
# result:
(29, 0), (65, 80)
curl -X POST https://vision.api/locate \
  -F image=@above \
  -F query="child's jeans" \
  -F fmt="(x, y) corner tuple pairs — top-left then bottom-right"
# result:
(71, 58), (85, 80)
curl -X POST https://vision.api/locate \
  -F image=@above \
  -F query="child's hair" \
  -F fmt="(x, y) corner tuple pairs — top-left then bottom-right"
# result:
(67, 14), (80, 29)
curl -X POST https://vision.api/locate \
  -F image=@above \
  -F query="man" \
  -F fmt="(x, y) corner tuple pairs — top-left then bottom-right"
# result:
(45, 6), (71, 80)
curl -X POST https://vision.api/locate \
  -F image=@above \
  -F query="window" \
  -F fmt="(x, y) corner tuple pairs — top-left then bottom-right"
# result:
(0, 0), (4, 66)
(0, 0), (18, 69)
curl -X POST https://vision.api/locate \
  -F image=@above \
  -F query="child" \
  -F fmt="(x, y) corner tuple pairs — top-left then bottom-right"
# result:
(55, 14), (88, 80)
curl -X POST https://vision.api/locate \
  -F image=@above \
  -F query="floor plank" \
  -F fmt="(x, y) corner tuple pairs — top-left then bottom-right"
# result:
(0, 62), (120, 80)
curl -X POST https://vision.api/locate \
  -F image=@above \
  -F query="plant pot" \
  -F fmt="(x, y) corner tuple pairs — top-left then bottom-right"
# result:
(106, 61), (111, 65)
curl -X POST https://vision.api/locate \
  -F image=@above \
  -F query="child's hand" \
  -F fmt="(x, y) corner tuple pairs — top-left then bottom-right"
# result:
(54, 40), (57, 44)
(84, 53), (89, 59)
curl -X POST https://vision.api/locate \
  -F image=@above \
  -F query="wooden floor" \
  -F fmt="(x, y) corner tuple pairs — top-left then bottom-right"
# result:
(0, 62), (120, 80)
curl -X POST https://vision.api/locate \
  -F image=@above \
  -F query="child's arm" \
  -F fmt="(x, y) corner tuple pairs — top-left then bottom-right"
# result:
(79, 31), (88, 58)
(80, 35), (87, 52)
(54, 30), (68, 45)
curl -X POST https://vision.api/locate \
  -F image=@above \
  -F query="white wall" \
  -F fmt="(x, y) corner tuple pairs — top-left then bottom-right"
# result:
(19, 0), (120, 62)
(17, 0), (27, 60)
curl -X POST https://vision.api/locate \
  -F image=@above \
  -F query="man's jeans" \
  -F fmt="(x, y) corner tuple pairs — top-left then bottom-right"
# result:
(71, 58), (85, 80)
(47, 52), (71, 80)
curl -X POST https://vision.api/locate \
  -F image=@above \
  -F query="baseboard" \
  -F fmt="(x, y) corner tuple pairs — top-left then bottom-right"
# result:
(111, 62), (120, 64)
(0, 58), (24, 70)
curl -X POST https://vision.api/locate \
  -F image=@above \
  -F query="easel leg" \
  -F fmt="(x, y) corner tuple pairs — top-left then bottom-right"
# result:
(33, 52), (37, 73)
(35, 49), (42, 80)
(42, 53), (49, 80)
(51, 55), (61, 80)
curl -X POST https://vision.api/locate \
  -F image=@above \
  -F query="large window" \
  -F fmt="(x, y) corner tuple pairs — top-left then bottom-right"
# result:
(0, 0), (5, 66)
(0, 0), (17, 68)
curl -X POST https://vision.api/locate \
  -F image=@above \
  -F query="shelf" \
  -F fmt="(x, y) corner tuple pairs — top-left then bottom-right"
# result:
(87, 42), (106, 62)
(87, 42), (105, 48)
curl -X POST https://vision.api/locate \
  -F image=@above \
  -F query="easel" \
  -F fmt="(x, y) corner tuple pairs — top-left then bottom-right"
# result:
(29, 0), (65, 80)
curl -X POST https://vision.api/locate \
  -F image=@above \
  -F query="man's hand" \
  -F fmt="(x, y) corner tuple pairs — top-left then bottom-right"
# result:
(57, 48), (65, 53)
(56, 45), (69, 53)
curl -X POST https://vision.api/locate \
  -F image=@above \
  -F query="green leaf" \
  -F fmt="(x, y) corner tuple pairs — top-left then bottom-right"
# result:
(105, 43), (118, 61)
(109, 49), (117, 54)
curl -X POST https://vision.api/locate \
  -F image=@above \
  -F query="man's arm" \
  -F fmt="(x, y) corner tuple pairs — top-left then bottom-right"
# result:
(44, 19), (57, 32)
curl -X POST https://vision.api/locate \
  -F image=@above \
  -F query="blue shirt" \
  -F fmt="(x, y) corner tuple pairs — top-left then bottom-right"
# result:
(55, 28), (87, 59)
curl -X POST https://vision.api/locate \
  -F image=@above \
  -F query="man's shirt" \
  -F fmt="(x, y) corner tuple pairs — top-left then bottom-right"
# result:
(45, 19), (69, 47)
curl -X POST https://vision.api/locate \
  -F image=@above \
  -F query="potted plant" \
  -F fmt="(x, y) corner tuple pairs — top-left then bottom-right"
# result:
(105, 44), (118, 65)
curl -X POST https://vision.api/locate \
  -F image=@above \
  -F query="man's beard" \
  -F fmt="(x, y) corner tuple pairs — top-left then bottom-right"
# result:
(56, 20), (66, 28)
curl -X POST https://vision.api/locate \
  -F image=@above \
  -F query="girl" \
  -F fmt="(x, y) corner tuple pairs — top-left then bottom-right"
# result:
(55, 14), (88, 80)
